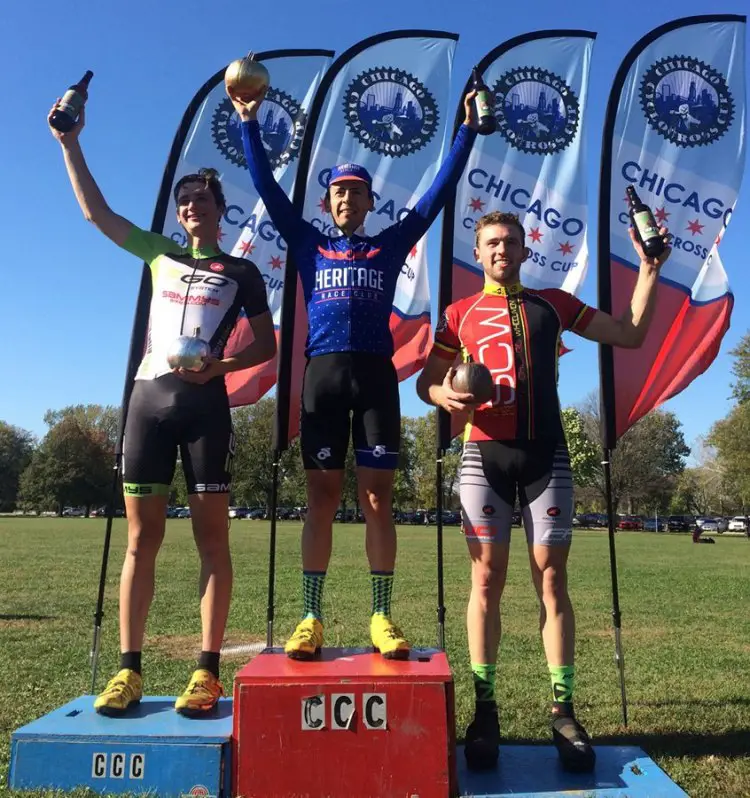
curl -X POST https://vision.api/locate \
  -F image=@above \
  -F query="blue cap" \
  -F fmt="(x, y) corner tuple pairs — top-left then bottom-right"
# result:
(329, 162), (372, 188)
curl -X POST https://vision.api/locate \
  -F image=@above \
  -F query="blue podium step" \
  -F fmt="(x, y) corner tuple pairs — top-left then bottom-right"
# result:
(9, 695), (233, 796)
(457, 744), (688, 797)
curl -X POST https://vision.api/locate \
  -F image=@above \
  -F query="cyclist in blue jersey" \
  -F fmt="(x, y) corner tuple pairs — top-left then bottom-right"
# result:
(49, 99), (276, 716)
(230, 87), (478, 659)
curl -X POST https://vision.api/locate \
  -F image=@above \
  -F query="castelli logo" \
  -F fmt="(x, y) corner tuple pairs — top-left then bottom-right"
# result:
(547, 507), (561, 517)
(209, 262), (224, 272)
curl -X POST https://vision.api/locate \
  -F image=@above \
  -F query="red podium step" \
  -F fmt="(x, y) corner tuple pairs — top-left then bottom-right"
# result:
(233, 647), (456, 798)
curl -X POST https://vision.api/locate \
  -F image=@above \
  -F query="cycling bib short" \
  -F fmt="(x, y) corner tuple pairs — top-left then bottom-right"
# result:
(123, 373), (234, 496)
(301, 353), (400, 470)
(459, 439), (573, 546)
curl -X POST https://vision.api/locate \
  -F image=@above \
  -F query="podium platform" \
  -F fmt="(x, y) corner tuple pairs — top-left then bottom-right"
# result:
(456, 744), (688, 797)
(9, 695), (233, 796)
(233, 647), (457, 798)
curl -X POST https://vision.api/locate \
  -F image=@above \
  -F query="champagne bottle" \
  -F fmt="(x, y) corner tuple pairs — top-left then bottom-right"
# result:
(471, 67), (497, 136)
(50, 71), (94, 133)
(626, 185), (665, 258)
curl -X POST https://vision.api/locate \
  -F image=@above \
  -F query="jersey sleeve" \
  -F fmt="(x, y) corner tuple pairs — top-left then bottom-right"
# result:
(240, 260), (271, 320)
(121, 227), (182, 264)
(240, 120), (314, 249)
(432, 303), (462, 360)
(545, 288), (596, 332)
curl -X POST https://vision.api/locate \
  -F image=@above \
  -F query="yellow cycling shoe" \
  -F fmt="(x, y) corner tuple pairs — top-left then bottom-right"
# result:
(94, 668), (143, 716)
(175, 669), (224, 717)
(285, 617), (323, 660)
(371, 614), (410, 660)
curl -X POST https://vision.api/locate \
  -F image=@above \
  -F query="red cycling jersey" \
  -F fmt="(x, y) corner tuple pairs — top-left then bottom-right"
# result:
(433, 282), (596, 442)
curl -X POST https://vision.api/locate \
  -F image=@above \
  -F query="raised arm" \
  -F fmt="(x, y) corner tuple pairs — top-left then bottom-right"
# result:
(230, 93), (309, 247)
(579, 226), (672, 348)
(48, 103), (134, 248)
(394, 91), (478, 245)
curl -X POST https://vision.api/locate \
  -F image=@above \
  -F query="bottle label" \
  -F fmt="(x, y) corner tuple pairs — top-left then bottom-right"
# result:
(634, 210), (658, 241)
(476, 90), (493, 115)
(58, 89), (83, 117)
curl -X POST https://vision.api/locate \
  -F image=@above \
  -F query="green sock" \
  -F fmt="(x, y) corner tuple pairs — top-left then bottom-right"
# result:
(471, 663), (497, 704)
(371, 571), (394, 616)
(548, 664), (575, 704)
(302, 571), (326, 620)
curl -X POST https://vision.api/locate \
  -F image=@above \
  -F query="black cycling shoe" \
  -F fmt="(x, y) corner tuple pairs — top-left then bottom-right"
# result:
(552, 713), (596, 773)
(464, 704), (500, 771)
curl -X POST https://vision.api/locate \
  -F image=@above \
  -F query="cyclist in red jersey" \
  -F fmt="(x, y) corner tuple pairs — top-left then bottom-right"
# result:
(417, 210), (671, 773)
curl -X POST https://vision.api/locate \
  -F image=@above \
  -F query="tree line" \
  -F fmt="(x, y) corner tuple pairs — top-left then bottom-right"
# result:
(2, 331), (748, 517)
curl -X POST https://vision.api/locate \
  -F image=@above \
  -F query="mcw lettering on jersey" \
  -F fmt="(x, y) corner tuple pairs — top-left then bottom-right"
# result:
(122, 227), (268, 380)
(435, 283), (595, 441)
(471, 306), (516, 406)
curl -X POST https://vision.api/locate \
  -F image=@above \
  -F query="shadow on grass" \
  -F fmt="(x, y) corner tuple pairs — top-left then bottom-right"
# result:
(0, 614), (55, 621)
(486, 730), (750, 760)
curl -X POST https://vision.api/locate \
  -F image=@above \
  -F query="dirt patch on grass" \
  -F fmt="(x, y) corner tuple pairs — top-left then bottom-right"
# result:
(0, 614), (56, 629)
(589, 625), (671, 641)
(147, 633), (268, 662)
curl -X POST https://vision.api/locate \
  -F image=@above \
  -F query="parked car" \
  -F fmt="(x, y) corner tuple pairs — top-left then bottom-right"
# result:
(617, 516), (643, 531)
(667, 515), (695, 532)
(576, 513), (608, 528)
(728, 516), (748, 532)
(643, 517), (667, 532)
(176, 507), (191, 519)
(700, 518), (720, 533)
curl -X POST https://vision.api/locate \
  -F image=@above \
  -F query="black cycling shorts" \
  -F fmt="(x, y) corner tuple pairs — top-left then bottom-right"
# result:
(459, 438), (573, 546)
(122, 373), (235, 497)
(301, 352), (400, 470)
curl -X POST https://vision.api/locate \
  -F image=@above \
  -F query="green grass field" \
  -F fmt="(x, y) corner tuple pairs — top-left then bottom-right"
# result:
(1, 517), (749, 797)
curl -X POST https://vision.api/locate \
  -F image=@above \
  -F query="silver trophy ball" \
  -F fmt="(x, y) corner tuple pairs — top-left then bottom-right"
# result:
(167, 327), (210, 372)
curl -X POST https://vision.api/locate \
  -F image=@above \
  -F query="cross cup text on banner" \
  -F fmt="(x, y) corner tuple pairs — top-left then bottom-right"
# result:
(599, 16), (746, 444)
(155, 50), (333, 408)
(275, 31), (458, 447)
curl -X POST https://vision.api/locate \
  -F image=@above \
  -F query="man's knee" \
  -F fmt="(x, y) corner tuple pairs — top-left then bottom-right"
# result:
(540, 563), (569, 603)
(125, 521), (163, 561)
(306, 472), (344, 514)
(471, 557), (506, 601)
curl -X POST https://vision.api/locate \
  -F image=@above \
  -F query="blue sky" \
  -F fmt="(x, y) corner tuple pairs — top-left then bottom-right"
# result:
(4, 0), (748, 454)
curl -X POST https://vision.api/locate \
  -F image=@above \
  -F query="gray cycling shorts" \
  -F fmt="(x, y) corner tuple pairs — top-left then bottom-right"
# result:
(459, 439), (573, 546)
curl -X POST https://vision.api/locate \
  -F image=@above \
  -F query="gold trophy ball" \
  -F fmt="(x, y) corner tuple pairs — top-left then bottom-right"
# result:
(225, 54), (270, 103)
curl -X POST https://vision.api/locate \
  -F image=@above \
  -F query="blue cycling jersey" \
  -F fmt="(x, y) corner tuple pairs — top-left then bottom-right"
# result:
(241, 120), (476, 358)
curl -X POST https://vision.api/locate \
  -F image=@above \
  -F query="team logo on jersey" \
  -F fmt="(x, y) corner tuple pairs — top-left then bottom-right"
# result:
(482, 504), (495, 517)
(343, 68), (439, 157)
(640, 56), (734, 148)
(209, 262), (225, 272)
(493, 67), (580, 155)
(317, 447), (332, 461)
(547, 506), (561, 517)
(211, 87), (307, 169)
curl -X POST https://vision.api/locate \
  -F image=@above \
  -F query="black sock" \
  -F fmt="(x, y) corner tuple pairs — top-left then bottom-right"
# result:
(120, 651), (142, 674)
(552, 701), (575, 718)
(198, 651), (220, 679)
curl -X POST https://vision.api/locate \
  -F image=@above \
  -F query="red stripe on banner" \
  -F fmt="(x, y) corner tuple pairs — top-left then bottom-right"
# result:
(610, 260), (733, 439)
(225, 321), (279, 409)
(452, 261), (483, 305)
(391, 313), (431, 380)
